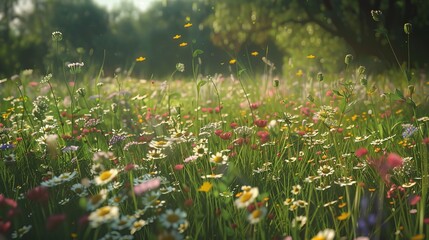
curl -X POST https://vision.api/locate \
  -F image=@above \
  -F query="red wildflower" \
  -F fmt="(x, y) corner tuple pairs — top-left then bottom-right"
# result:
(215, 105), (223, 113)
(214, 129), (223, 136)
(387, 153), (403, 168)
(0, 220), (11, 234)
(27, 186), (49, 204)
(124, 163), (136, 172)
(46, 214), (66, 231)
(219, 132), (232, 140)
(250, 102), (261, 109)
(254, 119), (268, 128)
(184, 198), (193, 207)
(174, 164), (184, 171)
(409, 195), (421, 205)
(355, 148), (368, 158)
(0, 194), (17, 209)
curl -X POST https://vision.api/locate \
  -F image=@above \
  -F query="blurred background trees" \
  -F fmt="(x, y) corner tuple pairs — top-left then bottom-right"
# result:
(0, 0), (428, 79)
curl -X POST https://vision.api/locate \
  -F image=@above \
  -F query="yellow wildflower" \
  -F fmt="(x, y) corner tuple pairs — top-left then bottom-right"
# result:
(179, 42), (188, 47)
(337, 212), (350, 220)
(229, 59), (237, 65)
(198, 182), (212, 192)
(136, 56), (146, 62)
(296, 69), (304, 77)
(173, 34), (181, 40)
(251, 51), (259, 56)
(184, 23), (192, 28)
(307, 55), (316, 59)
(411, 234), (425, 240)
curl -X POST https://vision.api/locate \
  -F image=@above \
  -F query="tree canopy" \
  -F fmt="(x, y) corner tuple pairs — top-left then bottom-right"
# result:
(1, 0), (428, 78)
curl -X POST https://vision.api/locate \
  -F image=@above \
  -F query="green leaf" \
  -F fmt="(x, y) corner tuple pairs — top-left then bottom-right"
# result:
(221, 210), (231, 220)
(192, 49), (204, 58)
(238, 68), (247, 77)
(395, 88), (405, 100)
(332, 90), (343, 97)
(406, 98), (416, 108)
(405, 70), (412, 82)
(197, 79), (207, 93)
(169, 92), (180, 99)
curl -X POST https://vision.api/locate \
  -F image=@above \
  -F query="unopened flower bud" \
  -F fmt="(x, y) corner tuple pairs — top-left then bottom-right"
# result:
(371, 10), (382, 22)
(408, 85), (415, 95)
(52, 31), (63, 42)
(176, 63), (185, 72)
(273, 79), (279, 87)
(360, 77), (367, 86)
(357, 66), (366, 75)
(404, 23), (412, 35)
(317, 72), (324, 82)
(111, 103), (118, 113)
(76, 88), (86, 97)
(345, 54), (353, 65)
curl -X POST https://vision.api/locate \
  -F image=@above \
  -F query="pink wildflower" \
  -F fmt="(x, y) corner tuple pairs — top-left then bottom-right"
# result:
(355, 148), (368, 158)
(387, 153), (403, 168)
(133, 178), (161, 196)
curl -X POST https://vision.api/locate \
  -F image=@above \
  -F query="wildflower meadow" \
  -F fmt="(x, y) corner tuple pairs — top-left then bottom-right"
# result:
(1, 2), (429, 240)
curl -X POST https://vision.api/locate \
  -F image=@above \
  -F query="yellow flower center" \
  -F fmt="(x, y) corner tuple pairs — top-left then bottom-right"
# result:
(97, 206), (111, 217)
(240, 192), (253, 203)
(197, 148), (205, 154)
(167, 213), (179, 223)
(252, 209), (261, 218)
(157, 141), (167, 146)
(213, 156), (223, 163)
(99, 171), (112, 181)
(90, 194), (102, 204)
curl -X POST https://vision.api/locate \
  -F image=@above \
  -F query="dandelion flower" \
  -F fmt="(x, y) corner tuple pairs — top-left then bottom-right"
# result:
(179, 42), (188, 47)
(198, 182), (212, 192)
(296, 69), (304, 77)
(234, 187), (259, 208)
(172, 34), (181, 40)
(229, 59), (237, 65)
(159, 208), (187, 229)
(95, 169), (119, 185)
(307, 55), (316, 59)
(184, 23), (192, 28)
